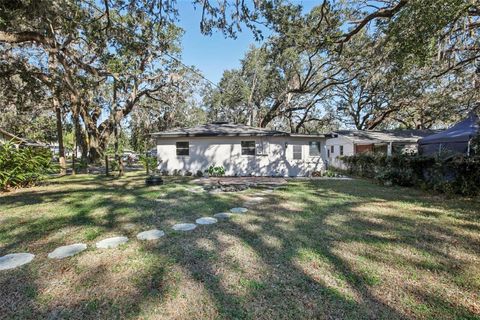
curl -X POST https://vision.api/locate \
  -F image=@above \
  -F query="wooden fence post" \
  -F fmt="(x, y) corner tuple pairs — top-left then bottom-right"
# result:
(146, 152), (150, 176)
(105, 155), (109, 176)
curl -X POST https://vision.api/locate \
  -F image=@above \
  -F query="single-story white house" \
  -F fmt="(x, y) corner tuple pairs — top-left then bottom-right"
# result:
(326, 130), (437, 169)
(152, 122), (331, 177)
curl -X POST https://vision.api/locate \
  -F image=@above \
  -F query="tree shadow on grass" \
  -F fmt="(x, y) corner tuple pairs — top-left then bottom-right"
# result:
(1, 176), (479, 319)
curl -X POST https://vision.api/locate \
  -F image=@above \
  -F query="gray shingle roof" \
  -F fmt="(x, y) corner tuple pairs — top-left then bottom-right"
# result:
(152, 122), (290, 138)
(334, 129), (440, 144)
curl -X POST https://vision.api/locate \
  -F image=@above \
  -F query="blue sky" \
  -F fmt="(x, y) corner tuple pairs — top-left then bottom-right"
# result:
(177, 1), (317, 85)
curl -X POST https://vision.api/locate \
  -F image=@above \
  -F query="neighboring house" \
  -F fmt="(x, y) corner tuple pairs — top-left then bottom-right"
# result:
(0, 128), (26, 147)
(0, 128), (48, 149)
(326, 130), (437, 169)
(418, 113), (479, 156)
(152, 122), (330, 177)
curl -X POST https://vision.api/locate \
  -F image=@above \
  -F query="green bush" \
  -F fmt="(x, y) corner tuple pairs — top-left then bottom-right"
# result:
(342, 153), (480, 196)
(73, 158), (88, 173)
(139, 155), (158, 173)
(0, 141), (55, 190)
(206, 165), (225, 177)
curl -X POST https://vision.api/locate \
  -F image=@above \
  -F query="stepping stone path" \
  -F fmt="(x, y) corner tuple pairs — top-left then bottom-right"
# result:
(137, 229), (165, 241)
(96, 236), (128, 249)
(1, 191), (259, 270)
(172, 223), (197, 231)
(214, 212), (233, 219)
(122, 223), (137, 230)
(48, 243), (87, 259)
(0, 253), (35, 271)
(230, 207), (248, 214)
(195, 217), (218, 225)
(187, 187), (204, 193)
(245, 196), (265, 204)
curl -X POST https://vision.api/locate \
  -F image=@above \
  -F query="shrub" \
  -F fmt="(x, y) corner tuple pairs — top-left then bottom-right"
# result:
(323, 170), (338, 177)
(161, 170), (169, 176)
(206, 165), (225, 177)
(342, 152), (480, 196)
(74, 158), (88, 173)
(139, 155), (158, 173)
(0, 141), (55, 190)
(172, 169), (182, 176)
(184, 170), (193, 176)
(195, 170), (204, 177)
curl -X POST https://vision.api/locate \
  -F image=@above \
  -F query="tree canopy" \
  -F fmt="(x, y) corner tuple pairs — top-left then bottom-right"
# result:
(1, 0), (478, 168)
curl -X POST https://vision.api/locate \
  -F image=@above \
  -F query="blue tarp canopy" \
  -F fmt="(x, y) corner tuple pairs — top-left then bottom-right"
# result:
(418, 113), (479, 156)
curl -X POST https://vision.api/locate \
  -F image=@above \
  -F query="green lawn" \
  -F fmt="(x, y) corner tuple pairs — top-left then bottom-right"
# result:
(0, 172), (479, 319)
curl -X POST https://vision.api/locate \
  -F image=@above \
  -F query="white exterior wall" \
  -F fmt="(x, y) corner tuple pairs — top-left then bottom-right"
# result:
(156, 136), (327, 177)
(325, 136), (354, 169)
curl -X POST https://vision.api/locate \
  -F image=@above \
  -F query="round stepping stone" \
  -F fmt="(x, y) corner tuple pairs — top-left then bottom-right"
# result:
(95, 236), (128, 249)
(195, 217), (218, 225)
(137, 229), (165, 241)
(214, 212), (232, 219)
(187, 187), (204, 193)
(172, 223), (197, 231)
(230, 207), (248, 214)
(0, 253), (35, 271)
(246, 196), (265, 203)
(48, 243), (87, 259)
(122, 223), (136, 230)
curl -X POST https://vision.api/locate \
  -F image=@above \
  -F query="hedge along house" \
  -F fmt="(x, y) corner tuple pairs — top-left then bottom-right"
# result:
(326, 130), (437, 169)
(152, 122), (331, 177)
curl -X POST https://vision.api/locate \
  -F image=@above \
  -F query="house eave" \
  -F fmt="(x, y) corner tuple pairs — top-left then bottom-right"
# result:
(152, 132), (331, 138)
(151, 132), (289, 138)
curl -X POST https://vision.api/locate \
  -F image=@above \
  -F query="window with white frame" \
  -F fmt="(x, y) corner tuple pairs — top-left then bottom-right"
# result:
(293, 145), (302, 160)
(241, 141), (256, 155)
(330, 145), (334, 154)
(309, 141), (321, 156)
(340, 145), (344, 156)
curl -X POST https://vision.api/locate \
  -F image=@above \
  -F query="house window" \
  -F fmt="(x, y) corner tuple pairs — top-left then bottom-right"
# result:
(340, 145), (344, 156)
(293, 145), (302, 160)
(241, 141), (256, 155)
(309, 141), (321, 156)
(176, 141), (189, 156)
(327, 149), (330, 157)
(330, 145), (334, 154)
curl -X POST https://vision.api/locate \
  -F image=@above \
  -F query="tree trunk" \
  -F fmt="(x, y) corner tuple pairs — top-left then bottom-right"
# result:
(47, 53), (66, 175)
(54, 98), (67, 175)
(260, 100), (283, 127)
(72, 106), (88, 173)
(88, 133), (104, 164)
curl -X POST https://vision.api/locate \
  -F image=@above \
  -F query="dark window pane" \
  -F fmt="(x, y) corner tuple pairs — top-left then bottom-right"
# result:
(331, 145), (334, 153)
(241, 141), (255, 155)
(340, 145), (344, 156)
(176, 141), (189, 156)
(293, 145), (302, 160)
(309, 141), (321, 156)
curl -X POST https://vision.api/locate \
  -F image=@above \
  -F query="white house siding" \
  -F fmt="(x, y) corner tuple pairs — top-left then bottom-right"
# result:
(325, 136), (353, 170)
(156, 136), (327, 177)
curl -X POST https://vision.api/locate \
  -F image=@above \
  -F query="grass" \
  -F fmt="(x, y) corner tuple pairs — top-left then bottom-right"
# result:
(0, 172), (479, 319)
